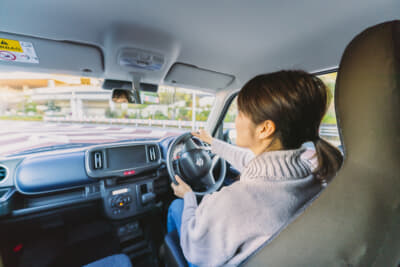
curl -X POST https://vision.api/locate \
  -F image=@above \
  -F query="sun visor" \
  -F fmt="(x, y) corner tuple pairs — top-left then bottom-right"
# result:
(0, 32), (103, 76)
(164, 63), (234, 91)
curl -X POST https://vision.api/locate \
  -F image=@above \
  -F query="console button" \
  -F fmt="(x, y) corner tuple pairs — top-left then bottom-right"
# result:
(112, 209), (120, 215)
(127, 224), (135, 231)
(109, 197), (115, 207)
(115, 197), (125, 208)
(118, 226), (127, 235)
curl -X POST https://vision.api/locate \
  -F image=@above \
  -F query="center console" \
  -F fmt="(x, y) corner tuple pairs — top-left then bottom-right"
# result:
(101, 179), (156, 219)
(84, 141), (163, 220)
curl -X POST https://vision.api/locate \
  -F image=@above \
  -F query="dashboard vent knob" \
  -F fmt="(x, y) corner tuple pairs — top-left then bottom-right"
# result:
(148, 146), (158, 162)
(0, 166), (7, 181)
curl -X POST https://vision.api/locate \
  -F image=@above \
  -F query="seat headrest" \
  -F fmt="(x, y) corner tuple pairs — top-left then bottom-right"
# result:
(336, 20), (400, 170)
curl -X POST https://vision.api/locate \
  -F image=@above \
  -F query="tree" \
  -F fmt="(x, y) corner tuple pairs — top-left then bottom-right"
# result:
(196, 109), (210, 121)
(25, 102), (37, 113)
(105, 108), (118, 118)
(176, 107), (190, 121)
(154, 111), (168, 120)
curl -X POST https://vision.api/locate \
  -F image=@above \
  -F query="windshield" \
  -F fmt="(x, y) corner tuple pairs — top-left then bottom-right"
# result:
(0, 72), (215, 156)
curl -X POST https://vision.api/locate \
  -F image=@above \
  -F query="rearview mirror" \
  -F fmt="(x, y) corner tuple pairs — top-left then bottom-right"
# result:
(111, 89), (141, 104)
(104, 79), (159, 104)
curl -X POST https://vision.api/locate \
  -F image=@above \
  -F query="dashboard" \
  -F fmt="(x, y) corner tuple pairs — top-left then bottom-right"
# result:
(0, 137), (176, 221)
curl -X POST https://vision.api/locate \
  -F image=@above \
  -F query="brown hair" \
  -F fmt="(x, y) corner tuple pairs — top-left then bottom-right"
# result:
(237, 70), (343, 182)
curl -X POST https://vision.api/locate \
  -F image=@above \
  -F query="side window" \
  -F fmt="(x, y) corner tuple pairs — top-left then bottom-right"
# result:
(222, 95), (238, 144)
(220, 72), (341, 148)
(317, 72), (341, 147)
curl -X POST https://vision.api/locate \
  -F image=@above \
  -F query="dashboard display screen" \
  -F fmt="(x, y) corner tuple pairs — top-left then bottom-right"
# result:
(107, 145), (147, 170)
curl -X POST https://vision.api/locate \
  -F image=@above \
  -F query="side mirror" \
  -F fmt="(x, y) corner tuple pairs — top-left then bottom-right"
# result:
(111, 89), (141, 104)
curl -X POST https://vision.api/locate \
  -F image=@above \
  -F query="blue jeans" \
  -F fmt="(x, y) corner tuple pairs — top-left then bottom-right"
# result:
(167, 199), (197, 267)
(83, 254), (132, 267)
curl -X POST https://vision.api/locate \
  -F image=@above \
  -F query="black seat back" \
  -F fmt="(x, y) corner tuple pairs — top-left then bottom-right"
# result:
(243, 20), (400, 267)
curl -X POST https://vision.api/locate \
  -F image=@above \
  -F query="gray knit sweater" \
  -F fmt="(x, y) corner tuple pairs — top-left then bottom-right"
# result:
(180, 139), (322, 267)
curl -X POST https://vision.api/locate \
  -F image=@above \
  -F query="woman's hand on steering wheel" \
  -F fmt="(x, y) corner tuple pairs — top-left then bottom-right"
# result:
(167, 132), (226, 195)
(171, 175), (193, 198)
(191, 129), (212, 145)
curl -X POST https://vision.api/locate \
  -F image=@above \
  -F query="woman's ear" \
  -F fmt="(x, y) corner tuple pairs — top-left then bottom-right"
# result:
(257, 120), (276, 140)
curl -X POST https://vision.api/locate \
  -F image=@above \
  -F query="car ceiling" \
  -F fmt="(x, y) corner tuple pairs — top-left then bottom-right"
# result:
(0, 0), (399, 91)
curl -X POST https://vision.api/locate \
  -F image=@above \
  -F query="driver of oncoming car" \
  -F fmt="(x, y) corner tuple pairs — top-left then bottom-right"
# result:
(168, 70), (343, 267)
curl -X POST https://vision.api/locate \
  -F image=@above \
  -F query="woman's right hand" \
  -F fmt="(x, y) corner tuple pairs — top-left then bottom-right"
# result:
(191, 129), (213, 145)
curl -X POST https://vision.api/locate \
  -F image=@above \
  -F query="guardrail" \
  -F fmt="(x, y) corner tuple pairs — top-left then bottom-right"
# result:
(44, 116), (339, 138)
(44, 116), (207, 129)
(319, 125), (339, 137)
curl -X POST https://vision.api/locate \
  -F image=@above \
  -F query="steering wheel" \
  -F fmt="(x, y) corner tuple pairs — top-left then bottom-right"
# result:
(166, 132), (226, 195)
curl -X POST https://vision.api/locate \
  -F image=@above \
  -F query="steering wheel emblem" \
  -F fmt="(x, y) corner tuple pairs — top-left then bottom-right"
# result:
(195, 157), (204, 167)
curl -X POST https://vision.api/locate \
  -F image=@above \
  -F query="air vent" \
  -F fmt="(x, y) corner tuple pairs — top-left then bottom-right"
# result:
(148, 146), (158, 162)
(0, 166), (7, 181)
(93, 151), (103, 169)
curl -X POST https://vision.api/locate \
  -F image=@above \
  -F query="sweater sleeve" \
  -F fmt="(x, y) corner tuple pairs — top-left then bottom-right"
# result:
(211, 138), (254, 173)
(180, 190), (238, 267)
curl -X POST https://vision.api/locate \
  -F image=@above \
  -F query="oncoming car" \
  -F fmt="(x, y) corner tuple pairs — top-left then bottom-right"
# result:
(0, 1), (399, 267)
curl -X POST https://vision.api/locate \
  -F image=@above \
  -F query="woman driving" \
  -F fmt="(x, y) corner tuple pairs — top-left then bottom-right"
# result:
(167, 70), (343, 267)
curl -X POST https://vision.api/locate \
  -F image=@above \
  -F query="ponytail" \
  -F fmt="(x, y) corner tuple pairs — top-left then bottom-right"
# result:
(313, 137), (343, 183)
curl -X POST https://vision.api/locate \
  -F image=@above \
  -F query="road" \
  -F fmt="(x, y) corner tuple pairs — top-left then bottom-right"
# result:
(0, 120), (184, 157)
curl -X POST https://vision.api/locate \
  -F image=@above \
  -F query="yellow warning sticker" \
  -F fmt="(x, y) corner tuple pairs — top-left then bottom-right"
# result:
(0, 38), (23, 53)
(0, 39), (39, 64)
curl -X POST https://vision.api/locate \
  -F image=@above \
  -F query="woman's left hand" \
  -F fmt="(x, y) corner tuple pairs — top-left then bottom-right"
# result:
(171, 175), (193, 198)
